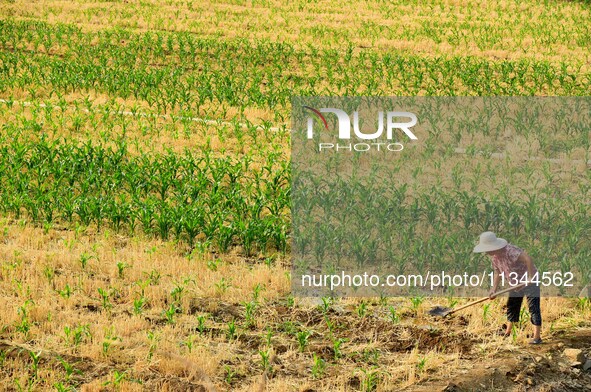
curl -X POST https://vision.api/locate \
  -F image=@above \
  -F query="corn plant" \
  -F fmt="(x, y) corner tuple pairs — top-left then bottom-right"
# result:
(16, 300), (34, 338)
(226, 319), (237, 341)
(416, 356), (428, 373)
(28, 351), (42, 379)
(332, 338), (345, 360)
(252, 283), (264, 303)
(146, 331), (159, 361)
(58, 284), (72, 299)
(259, 349), (272, 373)
(482, 303), (491, 322)
(43, 266), (55, 286)
(164, 304), (178, 324)
(224, 365), (236, 385)
(0, 135), (290, 256)
(116, 262), (129, 278)
(206, 258), (220, 272)
(54, 382), (76, 392)
(215, 278), (231, 295)
(58, 356), (82, 382)
(147, 270), (161, 285)
(319, 297), (332, 314)
(64, 324), (91, 347)
(388, 306), (400, 324)
(243, 301), (257, 328)
(182, 335), (197, 354)
(409, 296), (424, 313)
(356, 301), (368, 318)
(103, 370), (127, 388)
(133, 296), (146, 315)
(0, 350), (6, 367)
(311, 354), (326, 379)
(296, 330), (311, 352)
(170, 282), (185, 311)
(97, 288), (113, 311)
(79, 253), (94, 270)
(196, 314), (208, 335)
(357, 367), (381, 392)
(264, 327), (273, 348)
(102, 328), (121, 357)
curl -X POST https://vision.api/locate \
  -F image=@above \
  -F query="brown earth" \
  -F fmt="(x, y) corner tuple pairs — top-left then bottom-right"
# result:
(407, 329), (591, 392)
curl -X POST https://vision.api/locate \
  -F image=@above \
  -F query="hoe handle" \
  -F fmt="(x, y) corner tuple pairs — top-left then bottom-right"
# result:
(448, 282), (527, 315)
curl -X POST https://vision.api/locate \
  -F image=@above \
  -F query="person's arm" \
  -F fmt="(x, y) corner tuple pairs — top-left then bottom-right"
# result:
(489, 268), (501, 299)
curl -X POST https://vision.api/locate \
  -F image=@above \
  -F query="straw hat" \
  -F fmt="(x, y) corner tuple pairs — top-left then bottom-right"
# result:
(473, 231), (508, 253)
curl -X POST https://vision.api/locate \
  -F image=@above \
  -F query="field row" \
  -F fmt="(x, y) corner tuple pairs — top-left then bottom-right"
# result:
(2, 0), (591, 62)
(0, 98), (288, 156)
(0, 136), (290, 254)
(293, 173), (591, 290)
(2, 20), (591, 119)
(0, 134), (587, 290)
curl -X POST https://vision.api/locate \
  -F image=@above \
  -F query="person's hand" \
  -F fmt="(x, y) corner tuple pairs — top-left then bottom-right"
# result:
(489, 289), (497, 299)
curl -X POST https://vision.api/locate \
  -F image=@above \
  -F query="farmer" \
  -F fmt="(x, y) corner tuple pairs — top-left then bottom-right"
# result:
(473, 231), (542, 344)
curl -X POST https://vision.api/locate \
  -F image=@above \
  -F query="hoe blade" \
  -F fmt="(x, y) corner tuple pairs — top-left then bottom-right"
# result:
(428, 305), (452, 317)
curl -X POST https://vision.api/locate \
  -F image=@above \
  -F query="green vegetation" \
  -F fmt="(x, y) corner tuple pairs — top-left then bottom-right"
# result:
(0, 0), (590, 389)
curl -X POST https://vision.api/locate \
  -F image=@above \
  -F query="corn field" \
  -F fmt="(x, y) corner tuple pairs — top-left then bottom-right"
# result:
(291, 97), (591, 296)
(0, 0), (591, 390)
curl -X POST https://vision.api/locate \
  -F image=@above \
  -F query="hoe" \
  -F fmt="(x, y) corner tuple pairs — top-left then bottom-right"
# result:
(428, 282), (527, 318)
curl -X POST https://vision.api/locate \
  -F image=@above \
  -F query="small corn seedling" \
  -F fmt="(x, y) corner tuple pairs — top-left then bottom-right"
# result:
(16, 300), (34, 338)
(224, 365), (236, 385)
(182, 334), (197, 354)
(296, 330), (311, 352)
(79, 252), (94, 270)
(133, 296), (146, 315)
(416, 356), (428, 373)
(259, 349), (272, 373)
(103, 370), (127, 388)
(170, 282), (185, 311)
(58, 356), (82, 381)
(43, 266), (55, 286)
(28, 351), (42, 379)
(58, 284), (73, 299)
(388, 306), (400, 324)
(147, 269), (161, 285)
(54, 382), (76, 392)
(146, 331), (160, 361)
(357, 367), (381, 392)
(265, 327), (273, 348)
(102, 328), (121, 357)
(410, 296), (424, 314)
(64, 324), (91, 347)
(332, 338), (345, 360)
(97, 288), (114, 311)
(196, 314), (208, 335)
(226, 319), (237, 341)
(356, 301), (368, 318)
(215, 277), (232, 295)
(116, 261), (129, 278)
(252, 283), (265, 303)
(164, 303), (178, 324)
(319, 297), (332, 314)
(312, 354), (326, 379)
(243, 301), (257, 328)
(206, 258), (221, 271)
(482, 303), (491, 322)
